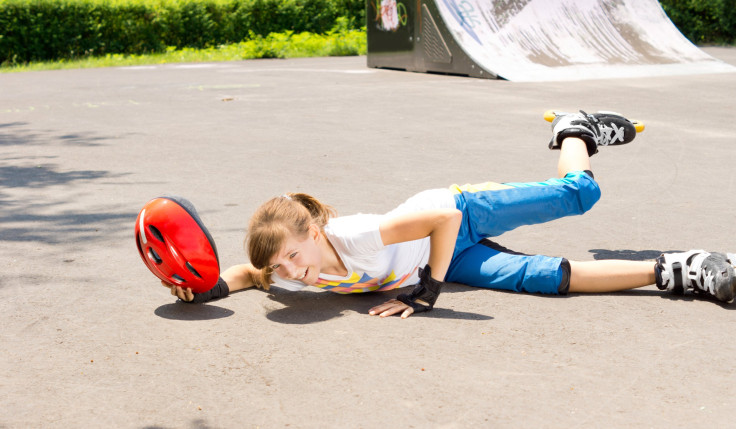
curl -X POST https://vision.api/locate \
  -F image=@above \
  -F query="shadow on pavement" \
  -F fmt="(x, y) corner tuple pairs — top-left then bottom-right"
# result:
(0, 124), (137, 244)
(154, 302), (235, 321)
(0, 121), (109, 147)
(0, 162), (136, 244)
(588, 248), (679, 261)
(263, 286), (494, 324)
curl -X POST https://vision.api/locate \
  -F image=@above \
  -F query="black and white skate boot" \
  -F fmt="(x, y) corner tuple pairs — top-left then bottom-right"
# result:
(655, 250), (736, 303)
(546, 110), (641, 156)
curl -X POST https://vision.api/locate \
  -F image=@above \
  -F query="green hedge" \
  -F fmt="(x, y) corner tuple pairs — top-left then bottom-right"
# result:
(1, 0), (734, 66)
(660, 0), (736, 44)
(0, 0), (365, 65)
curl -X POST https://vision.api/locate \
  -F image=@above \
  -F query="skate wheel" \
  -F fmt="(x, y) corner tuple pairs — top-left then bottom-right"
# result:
(632, 120), (645, 133)
(543, 110), (558, 123)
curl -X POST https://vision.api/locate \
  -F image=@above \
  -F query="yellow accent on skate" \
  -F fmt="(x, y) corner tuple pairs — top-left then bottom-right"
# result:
(543, 110), (558, 122)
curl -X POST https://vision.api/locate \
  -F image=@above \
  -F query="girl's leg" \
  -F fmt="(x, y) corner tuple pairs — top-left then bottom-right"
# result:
(568, 260), (655, 293)
(557, 137), (591, 178)
(448, 241), (735, 301)
(451, 168), (601, 255)
(570, 255), (736, 303)
(450, 137), (601, 258)
(448, 242), (660, 295)
(446, 240), (569, 294)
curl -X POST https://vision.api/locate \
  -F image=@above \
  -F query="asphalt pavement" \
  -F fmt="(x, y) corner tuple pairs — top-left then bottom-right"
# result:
(2, 48), (736, 428)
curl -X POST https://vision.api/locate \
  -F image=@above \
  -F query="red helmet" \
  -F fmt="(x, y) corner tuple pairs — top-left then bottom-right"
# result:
(135, 196), (219, 293)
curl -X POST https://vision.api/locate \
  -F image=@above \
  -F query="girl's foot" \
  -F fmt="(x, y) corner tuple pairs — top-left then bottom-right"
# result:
(655, 250), (736, 303)
(547, 110), (641, 156)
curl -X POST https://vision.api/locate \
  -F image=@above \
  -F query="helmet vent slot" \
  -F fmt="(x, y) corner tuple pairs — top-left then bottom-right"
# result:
(186, 262), (203, 279)
(171, 274), (186, 283)
(148, 225), (165, 243)
(148, 247), (163, 264)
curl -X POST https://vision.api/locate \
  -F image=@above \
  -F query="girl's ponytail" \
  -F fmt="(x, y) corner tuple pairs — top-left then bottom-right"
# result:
(285, 193), (336, 228)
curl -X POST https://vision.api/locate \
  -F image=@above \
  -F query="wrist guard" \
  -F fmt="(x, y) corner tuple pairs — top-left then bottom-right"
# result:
(183, 277), (230, 304)
(396, 265), (444, 313)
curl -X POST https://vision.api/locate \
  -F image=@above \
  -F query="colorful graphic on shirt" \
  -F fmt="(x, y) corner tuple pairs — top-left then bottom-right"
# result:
(316, 268), (417, 294)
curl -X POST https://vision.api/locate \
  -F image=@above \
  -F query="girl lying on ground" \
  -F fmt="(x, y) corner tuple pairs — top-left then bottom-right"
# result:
(160, 110), (736, 318)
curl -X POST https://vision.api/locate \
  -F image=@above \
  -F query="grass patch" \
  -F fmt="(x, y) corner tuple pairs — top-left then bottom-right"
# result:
(1, 27), (366, 73)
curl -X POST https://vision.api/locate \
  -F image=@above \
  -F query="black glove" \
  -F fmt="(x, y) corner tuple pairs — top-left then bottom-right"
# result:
(396, 265), (445, 313)
(182, 277), (230, 304)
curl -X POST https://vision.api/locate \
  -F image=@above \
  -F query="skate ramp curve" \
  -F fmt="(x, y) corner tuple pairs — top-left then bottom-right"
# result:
(367, 0), (736, 81)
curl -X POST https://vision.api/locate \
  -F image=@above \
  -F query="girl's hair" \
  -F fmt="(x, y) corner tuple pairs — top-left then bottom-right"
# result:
(246, 193), (336, 288)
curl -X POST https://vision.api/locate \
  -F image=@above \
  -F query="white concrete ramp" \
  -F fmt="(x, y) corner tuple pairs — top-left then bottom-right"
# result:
(367, 0), (736, 81)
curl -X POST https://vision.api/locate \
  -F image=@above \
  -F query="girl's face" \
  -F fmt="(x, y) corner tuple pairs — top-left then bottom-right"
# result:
(268, 224), (323, 285)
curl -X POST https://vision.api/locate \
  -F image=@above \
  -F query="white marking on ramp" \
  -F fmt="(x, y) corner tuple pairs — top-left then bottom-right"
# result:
(430, 0), (736, 81)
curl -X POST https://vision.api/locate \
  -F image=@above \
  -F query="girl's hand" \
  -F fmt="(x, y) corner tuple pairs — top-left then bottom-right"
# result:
(369, 299), (414, 319)
(161, 281), (194, 302)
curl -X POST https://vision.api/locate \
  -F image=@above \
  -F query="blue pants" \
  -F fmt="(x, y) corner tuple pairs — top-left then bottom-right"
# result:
(445, 171), (600, 294)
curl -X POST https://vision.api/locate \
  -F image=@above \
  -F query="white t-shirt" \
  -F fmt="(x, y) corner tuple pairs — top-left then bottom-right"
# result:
(271, 188), (456, 293)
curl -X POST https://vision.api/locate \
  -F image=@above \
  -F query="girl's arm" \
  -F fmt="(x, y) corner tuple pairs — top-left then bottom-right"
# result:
(220, 263), (262, 292)
(164, 263), (262, 302)
(378, 208), (462, 281)
(371, 209), (462, 318)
